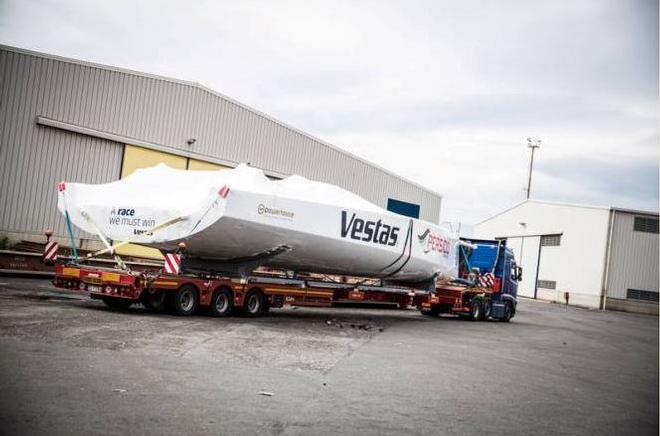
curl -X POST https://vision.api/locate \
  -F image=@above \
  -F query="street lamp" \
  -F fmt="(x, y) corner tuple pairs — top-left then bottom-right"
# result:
(519, 222), (527, 266)
(525, 137), (542, 200)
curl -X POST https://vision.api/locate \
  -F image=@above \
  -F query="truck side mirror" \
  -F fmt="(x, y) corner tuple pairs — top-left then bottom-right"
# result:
(514, 266), (523, 281)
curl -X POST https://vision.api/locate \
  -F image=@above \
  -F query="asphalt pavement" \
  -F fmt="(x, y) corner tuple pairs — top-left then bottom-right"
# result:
(0, 276), (657, 435)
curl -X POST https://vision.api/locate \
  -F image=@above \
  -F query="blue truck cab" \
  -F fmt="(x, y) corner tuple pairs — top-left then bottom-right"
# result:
(419, 238), (522, 321)
(459, 238), (522, 321)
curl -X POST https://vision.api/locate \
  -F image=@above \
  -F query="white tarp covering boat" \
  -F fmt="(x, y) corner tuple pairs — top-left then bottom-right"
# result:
(57, 164), (459, 282)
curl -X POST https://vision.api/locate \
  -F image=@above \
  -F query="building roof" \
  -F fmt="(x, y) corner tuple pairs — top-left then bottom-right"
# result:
(610, 206), (660, 217)
(476, 199), (659, 226)
(0, 44), (440, 199)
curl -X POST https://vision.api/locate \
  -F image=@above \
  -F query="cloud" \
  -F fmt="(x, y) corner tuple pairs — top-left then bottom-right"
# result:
(0, 0), (657, 226)
(535, 155), (659, 208)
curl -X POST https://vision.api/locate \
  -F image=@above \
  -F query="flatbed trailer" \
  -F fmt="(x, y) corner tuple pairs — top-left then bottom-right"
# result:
(417, 283), (515, 322)
(50, 237), (520, 321)
(52, 262), (516, 321)
(53, 262), (423, 316)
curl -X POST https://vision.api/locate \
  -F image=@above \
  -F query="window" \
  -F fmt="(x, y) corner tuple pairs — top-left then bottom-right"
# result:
(387, 198), (420, 219)
(633, 217), (659, 234)
(540, 234), (561, 246)
(626, 289), (659, 302)
(537, 280), (556, 290)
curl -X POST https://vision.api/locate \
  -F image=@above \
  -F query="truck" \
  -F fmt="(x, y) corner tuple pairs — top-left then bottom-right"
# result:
(419, 238), (521, 321)
(50, 237), (521, 321)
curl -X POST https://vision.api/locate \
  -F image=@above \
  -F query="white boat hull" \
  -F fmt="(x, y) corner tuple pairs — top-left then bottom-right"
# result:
(58, 164), (458, 281)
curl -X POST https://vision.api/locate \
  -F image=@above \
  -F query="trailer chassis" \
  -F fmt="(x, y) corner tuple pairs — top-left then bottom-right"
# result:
(53, 262), (426, 316)
(417, 283), (516, 322)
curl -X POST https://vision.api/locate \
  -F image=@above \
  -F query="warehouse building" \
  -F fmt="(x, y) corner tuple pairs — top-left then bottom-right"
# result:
(0, 45), (441, 258)
(474, 200), (659, 315)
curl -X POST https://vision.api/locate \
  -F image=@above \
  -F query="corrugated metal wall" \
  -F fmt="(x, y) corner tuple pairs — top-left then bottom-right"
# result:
(606, 211), (659, 299)
(0, 45), (441, 244)
(0, 49), (123, 240)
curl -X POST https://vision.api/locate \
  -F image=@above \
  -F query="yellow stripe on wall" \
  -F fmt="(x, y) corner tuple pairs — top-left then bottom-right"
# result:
(188, 159), (231, 171)
(121, 144), (187, 178)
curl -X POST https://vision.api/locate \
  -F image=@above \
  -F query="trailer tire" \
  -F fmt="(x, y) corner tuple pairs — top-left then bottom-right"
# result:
(501, 301), (514, 322)
(172, 285), (199, 316)
(102, 297), (132, 310)
(243, 288), (265, 317)
(469, 298), (483, 321)
(210, 288), (234, 317)
(483, 299), (492, 320)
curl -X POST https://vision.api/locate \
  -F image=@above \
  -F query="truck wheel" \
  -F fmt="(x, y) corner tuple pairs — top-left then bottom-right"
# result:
(483, 299), (492, 320)
(501, 301), (514, 322)
(172, 285), (199, 316)
(243, 289), (265, 317)
(469, 298), (483, 321)
(210, 288), (234, 317)
(102, 297), (132, 310)
(141, 291), (167, 312)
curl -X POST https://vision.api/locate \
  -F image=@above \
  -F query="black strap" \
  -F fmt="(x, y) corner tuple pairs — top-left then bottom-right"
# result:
(380, 219), (414, 278)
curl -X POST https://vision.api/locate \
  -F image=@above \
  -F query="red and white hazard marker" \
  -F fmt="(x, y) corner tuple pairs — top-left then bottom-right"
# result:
(478, 272), (495, 288)
(43, 241), (59, 262)
(164, 253), (181, 275)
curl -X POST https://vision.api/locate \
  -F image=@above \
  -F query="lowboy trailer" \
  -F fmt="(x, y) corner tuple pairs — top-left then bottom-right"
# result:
(53, 263), (422, 316)
(51, 238), (521, 321)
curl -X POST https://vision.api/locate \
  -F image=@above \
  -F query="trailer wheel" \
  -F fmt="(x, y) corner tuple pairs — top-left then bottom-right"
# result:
(468, 298), (483, 321)
(501, 301), (514, 322)
(210, 288), (234, 317)
(102, 297), (133, 310)
(243, 288), (265, 317)
(483, 299), (492, 320)
(172, 285), (199, 316)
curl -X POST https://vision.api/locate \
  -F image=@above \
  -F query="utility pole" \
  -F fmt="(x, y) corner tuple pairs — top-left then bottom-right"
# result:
(525, 137), (542, 199)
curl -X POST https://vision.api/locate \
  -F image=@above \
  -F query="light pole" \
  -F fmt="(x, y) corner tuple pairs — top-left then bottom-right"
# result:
(519, 221), (528, 296)
(525, 137), (542, 200)
(518, 222), (527, 268)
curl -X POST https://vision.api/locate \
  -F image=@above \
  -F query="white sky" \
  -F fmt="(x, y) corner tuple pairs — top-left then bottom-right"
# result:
(1, 0), (658, 225)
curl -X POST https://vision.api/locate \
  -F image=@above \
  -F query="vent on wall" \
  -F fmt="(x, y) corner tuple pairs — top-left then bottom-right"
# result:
(537, 280), (557, 290)
(633, 217), (659, 234)
(540, 234), (561, 246)
(626, 289), (659, 302)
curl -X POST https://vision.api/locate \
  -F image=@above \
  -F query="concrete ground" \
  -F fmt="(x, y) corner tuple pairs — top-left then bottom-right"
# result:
(0, 277), (657, 436)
